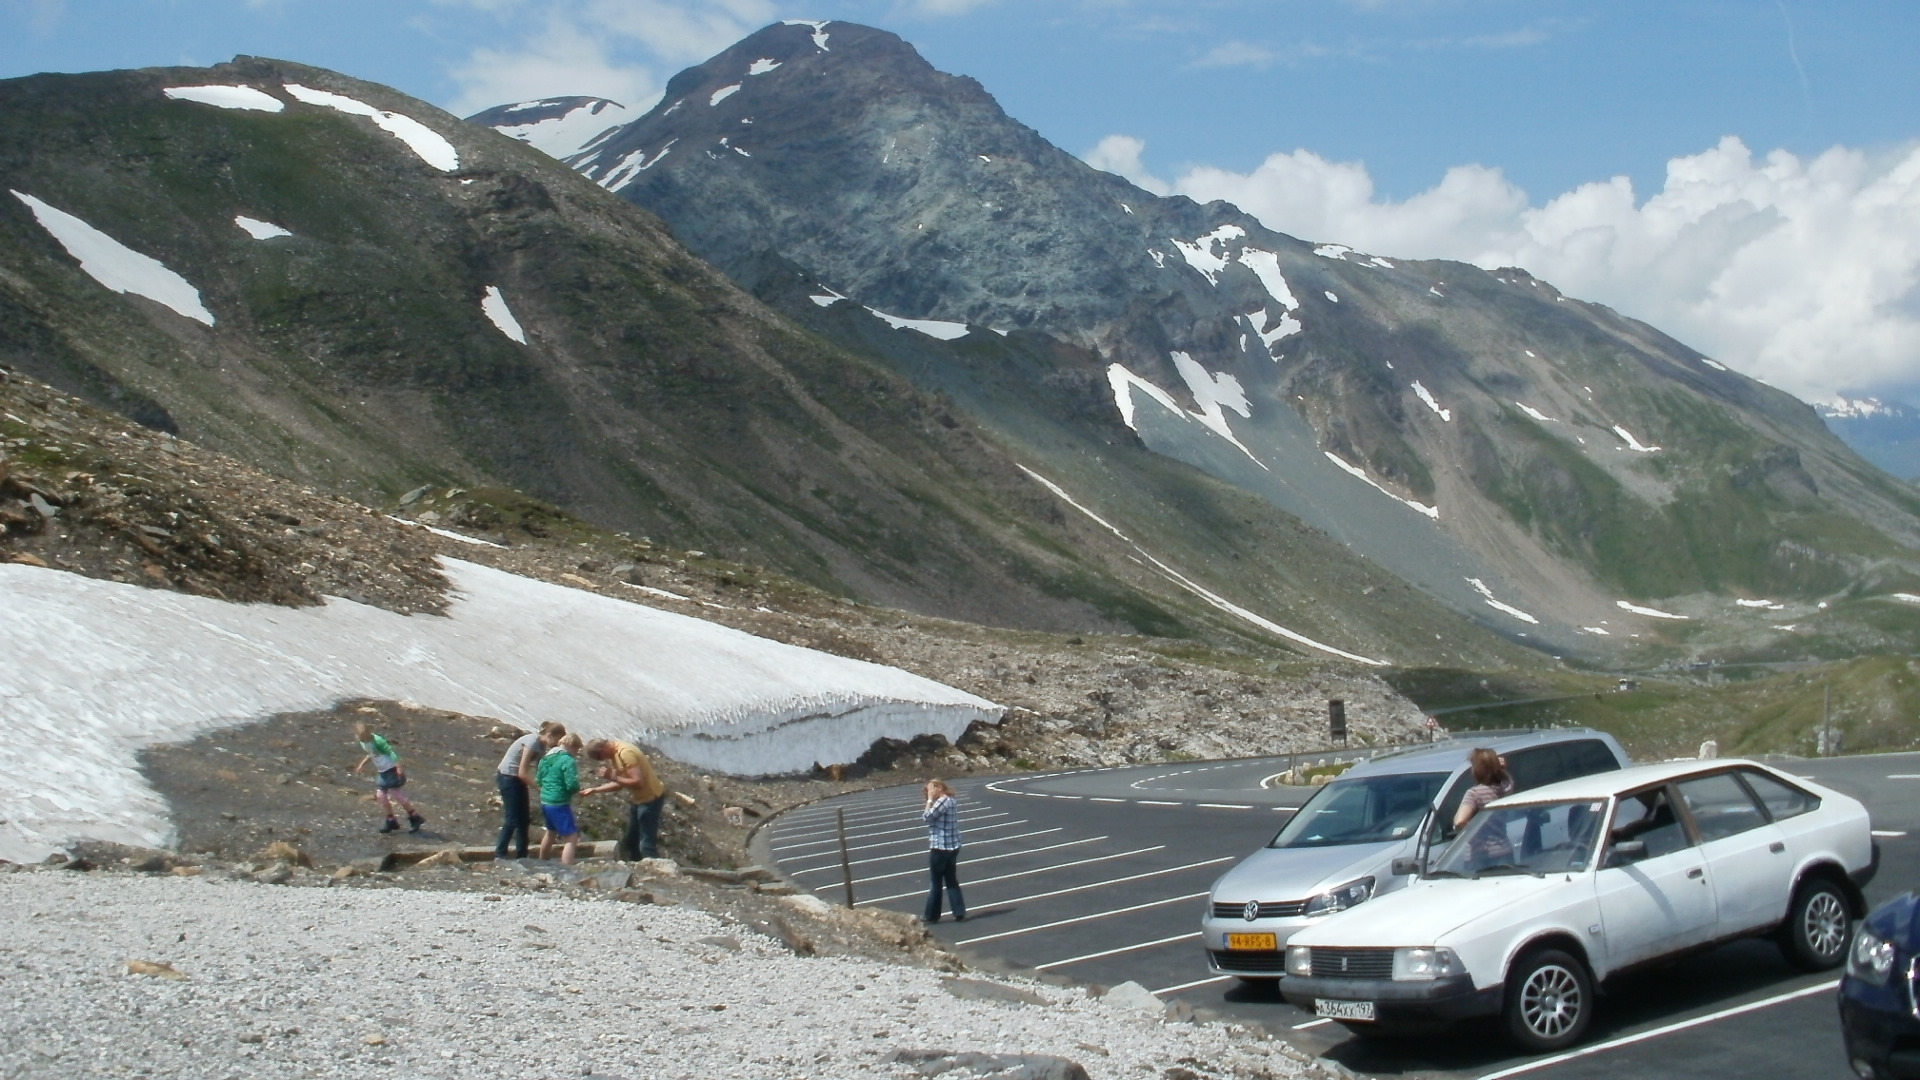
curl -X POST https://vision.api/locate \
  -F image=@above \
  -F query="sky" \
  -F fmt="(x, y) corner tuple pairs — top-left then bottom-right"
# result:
(3, 1), (1919, 405)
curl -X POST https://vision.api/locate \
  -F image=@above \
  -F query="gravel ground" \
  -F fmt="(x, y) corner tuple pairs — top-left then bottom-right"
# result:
(0, 871), (1314, 1080)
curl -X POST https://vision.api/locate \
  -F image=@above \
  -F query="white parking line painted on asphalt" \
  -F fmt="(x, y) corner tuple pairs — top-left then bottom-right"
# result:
(855, 845), (1171, 906)
(1137, 800), (1184, 806)
(1874, 830), (1907, 837)
(1471, 979), (1840, 1080)
(773, 812), (1013, 851)
(1035, 931), (1199, 970)
(1292, 1018), (1334, 1030)
(955, 891), (1211, 945)
(1887, 774), (1920, 780)
(806, 834), (1099, 889)
(966, 856), (1236, 915)
(1154, 974), (1232, 996)
(779, 817), (1033, 860)
(784, 827), (1065, 875)
(1196, 803), (1254, 810)
(1090, 797), (1125, 803)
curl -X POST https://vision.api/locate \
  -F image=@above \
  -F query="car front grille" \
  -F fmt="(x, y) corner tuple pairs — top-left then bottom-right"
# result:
(1209, 949), (1287, 973)
(1309, 947), (1395, 979)
(1211, 900), (1309, 920)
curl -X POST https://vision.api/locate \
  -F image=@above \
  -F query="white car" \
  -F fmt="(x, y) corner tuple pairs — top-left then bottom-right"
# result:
(1278, 758), (1877, 1051)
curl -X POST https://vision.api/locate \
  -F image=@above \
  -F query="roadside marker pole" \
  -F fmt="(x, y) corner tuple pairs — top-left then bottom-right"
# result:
(837, 808), (856, 908)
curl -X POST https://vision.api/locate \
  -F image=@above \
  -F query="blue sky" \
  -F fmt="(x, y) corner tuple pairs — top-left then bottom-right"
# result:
(5, 1), (1920, 404)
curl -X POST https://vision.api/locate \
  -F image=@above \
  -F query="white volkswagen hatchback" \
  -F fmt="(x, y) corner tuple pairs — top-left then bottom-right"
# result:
(1278, 759), (1876, 1051)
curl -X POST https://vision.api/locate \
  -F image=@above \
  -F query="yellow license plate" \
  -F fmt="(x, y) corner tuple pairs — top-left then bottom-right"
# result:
(1225, 932), (1277, 951)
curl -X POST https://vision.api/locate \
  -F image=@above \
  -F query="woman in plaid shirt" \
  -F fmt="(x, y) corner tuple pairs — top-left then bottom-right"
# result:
(921, 779), (967, 924)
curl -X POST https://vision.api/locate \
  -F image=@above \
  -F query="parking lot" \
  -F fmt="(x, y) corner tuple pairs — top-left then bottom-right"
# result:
(755, 751), (1920, 1079)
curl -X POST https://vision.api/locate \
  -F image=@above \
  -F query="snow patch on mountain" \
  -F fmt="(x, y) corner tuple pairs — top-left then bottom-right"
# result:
(1467, 578), (1539, 625)
(1515, 402), (1558, 423)
(233, 216), (291, 241)
(1612, 425), (1661, 453)
(12, 191), (214, 326)
(481, 286), (527, 344)
(283, 84), (458, 171)
(1322, 452), (1440, 521)
(866, 306), (969, 341)
(1170, 352), (1264, 468)
(489, 98), (638, 160)
(749, 59), (782, 76)
(162, 84), (282, 112)
(1411, 381), (1451, 422)
(1017, 468), (1384, 666)
(1617, 599), (1688, 620)
(783, 19), (833, 50)
(0, 557), (1000, 861)
(710, 84), (742, 107)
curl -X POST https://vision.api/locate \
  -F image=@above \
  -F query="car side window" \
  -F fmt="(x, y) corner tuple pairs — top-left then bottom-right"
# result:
(1739, 770), (1820, 822)
(1677, 772), (1768, 843)
(1430, 772), (1476, 842)
(1607, 786), (1691, 863)
(1560, 739), (1624, 777)
(1503, 747), (1556, 791)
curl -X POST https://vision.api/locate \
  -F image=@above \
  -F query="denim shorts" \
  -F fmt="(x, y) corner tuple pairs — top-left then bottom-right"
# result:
(376, 768), (406, 790)
(541, 804), (578, 837)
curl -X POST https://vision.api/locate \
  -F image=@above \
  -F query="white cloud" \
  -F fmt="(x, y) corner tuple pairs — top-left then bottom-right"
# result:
(1094, 134), (1920, 403)
(441, 0), (776, 116)
(1193, 40), (1279, 69)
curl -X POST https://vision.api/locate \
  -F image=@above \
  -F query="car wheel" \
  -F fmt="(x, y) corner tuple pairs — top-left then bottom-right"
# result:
(1780, 878), (1850, 971)
(1503, 948), (1592, 1052)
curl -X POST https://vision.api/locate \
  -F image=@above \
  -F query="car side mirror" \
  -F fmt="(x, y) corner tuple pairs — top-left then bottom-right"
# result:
(1607, 839), (1646, 864)
(1391, 857), (1424, 877)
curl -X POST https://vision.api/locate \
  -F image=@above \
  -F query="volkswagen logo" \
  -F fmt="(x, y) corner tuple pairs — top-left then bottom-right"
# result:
(1242, 900), (1261, 922)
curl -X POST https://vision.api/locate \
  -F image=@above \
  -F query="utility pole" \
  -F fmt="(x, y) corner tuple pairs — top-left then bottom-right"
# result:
(1822, 684), (1833, 757)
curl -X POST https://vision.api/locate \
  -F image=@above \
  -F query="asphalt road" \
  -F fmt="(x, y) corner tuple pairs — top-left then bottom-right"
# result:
(756, 751), (1920, 1080)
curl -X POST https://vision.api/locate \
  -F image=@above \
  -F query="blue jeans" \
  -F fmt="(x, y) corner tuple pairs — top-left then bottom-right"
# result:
(924, 847), (965, 921)
(621, 795), (665, 860)
(495, 774), (530, 858)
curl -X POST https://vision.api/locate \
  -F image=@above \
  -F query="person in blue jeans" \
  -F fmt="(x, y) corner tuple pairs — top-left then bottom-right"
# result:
(494, 722), (563, 859)
(921, 779), (966, 924)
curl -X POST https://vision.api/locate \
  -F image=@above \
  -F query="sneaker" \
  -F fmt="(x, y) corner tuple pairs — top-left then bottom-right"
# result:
(408, 813), (425, 833)
(953, 914), (968, 922)
(379, 818), (400, 834)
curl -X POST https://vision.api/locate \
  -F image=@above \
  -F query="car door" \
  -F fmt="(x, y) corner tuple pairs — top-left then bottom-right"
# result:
(1593, 784), (1718, 968)
(1676, 770), (1793, 937)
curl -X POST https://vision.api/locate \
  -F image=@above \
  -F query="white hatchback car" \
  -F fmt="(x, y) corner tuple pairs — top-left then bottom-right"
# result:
(1278, 758), (1877, 1051)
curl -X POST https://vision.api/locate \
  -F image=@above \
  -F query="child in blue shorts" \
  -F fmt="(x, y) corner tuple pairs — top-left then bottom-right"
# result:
(537, 733), (583, 865)
(352, 721), (424, 834)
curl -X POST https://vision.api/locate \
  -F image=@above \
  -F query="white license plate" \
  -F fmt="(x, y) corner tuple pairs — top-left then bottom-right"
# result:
(1315, 998), (1376, 1021)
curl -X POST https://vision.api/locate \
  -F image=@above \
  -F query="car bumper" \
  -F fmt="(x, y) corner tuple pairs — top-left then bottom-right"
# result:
(1840, 989), (1920, 1079)
(1279, 973), (1499, 1027)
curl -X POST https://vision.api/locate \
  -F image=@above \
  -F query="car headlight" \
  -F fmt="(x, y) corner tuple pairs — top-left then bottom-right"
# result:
(1285, 945), (1313, 977)
(1302, 877), (1376, 918)
(1850, 925), (1897, 985)
(1393, 946), (1464, 981)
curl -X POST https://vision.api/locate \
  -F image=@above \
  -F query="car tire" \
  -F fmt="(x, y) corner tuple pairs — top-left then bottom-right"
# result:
(1780, 878), (1851, 971)
(1503, 948), (1592, 1052)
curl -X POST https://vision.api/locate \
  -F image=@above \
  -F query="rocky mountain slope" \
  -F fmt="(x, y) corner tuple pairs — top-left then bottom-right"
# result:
(0, 55), (1551, 672)
(1820, 396), (1920, 484)
(532, 19), (1920, 662)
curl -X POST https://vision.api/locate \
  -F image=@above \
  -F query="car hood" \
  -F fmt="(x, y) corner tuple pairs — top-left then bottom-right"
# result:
(1287, 874), (1577, 947)
(1210, 840), (1404, 901)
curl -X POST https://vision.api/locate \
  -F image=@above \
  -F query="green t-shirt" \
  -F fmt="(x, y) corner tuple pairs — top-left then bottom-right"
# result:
(537, 749), (579, 806)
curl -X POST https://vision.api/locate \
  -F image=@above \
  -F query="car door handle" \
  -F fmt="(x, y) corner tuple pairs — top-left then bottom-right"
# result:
(1769, 842), (1785, 854)
(1687, 867), (1705, 879)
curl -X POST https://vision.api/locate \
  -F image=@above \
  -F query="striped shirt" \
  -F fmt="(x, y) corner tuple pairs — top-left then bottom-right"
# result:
(923, 794), (962, 851)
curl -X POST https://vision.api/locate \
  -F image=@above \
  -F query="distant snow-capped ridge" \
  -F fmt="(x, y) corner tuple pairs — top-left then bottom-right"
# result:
(469, 96), (639, 161)
(1818, 395), (1914, 420)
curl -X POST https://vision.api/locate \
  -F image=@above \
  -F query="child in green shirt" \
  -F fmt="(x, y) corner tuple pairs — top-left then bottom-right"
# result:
(352, 722), (424, 834)
(537, 733), (583, 865)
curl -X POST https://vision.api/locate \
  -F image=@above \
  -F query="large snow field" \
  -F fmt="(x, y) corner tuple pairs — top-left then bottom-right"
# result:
(0, 558), (1000, 863)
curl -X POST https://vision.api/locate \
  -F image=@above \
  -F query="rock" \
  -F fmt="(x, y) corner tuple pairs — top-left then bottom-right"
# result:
(1096, 981), (1164, 1014)
(125, 959), (188, 980)
(885, 1050), (1091, 1080)
(414, 850), (465, 870)
(780, 893), (832, 916)
(722, 805), (746, 826)
(260, 841), (314, 868)
(1162, 999), (1195, 1023)
(330, 865), (361, 882)
(764, 915), (815, 957)
(7, 551), (47, 567)
(634, 857), (680, 877)
(696, 934), (741, 952)
(583, 867), (633, 891)
(735, 864), (780, 883)
(940, 977), (1050, 1008)
(170, 865), (203, 878)
(254, 864), (293, 885)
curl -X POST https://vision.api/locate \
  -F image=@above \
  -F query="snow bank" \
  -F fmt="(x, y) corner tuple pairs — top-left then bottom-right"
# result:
(283, 84), (459, 172)
(11, 190), (214, 325)
(233, 215), (291, 240)
(162, 85), (283, 112)
(0, 559), (1000, 862)
(480, 285), (526, 343)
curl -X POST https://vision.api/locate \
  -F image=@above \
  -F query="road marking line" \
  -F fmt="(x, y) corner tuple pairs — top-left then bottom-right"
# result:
(1471, 979), (1840, 1080)
(1293, 1018), (1334, 1030)
(1035, 931), (1199, 970)
(778, 819), (1033, 860)
(801, 833), (1097, 886)
(949, 856), (1237, 913)
(1873, 830), (1907, 837)
(785, 828), (1071, 876)
(1137, 800), (1184, 806)
(1089, 797), (1125, 803)
(1155, 975), (1232, 995)
(1197, 803), (1255, 810)
(955, 892), (1210, 945)
(1887, 774), (1920, 780)
(855, 845), (1169, 906)
(773, 812), (1014, 850)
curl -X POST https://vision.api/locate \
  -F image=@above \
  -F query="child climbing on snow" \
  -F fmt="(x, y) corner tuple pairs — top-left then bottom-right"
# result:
(537, 733), (583, 865)
(352, 721), (425, 834)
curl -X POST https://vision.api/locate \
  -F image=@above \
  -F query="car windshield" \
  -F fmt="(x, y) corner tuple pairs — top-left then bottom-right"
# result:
(1268, 771), (1448, 849)
(1431, 798), (1606, 878)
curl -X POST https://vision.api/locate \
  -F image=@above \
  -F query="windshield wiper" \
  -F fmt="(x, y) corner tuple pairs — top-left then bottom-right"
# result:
(1472, 863), (1543, 879)
(1422, 868), (1468, 879)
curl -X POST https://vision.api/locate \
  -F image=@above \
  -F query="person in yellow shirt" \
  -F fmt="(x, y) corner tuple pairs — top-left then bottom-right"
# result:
(583, 739), (667, 860)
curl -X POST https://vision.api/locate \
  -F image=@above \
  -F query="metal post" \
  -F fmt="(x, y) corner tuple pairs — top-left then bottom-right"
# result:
(836, 807), (856, 908)
(1822, 685), (1832, 757)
